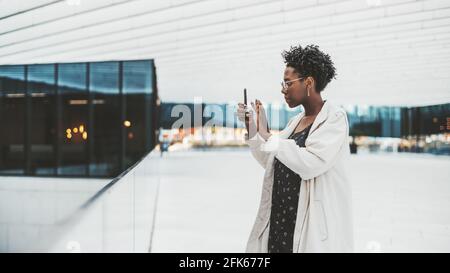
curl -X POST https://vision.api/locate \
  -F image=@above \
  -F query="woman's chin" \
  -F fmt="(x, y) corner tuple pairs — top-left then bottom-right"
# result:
(285, 100), (295, 108)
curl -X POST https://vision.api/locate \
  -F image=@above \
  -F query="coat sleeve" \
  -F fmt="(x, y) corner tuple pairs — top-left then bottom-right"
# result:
(245, 133), (271, 169)
(260, 111), (348, 180)
(245, 116), (298, 169)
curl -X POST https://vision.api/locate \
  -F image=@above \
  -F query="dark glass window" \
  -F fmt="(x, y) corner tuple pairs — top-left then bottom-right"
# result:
(0, 65), (26, 174)
(28, 64), (56, 175)
(0, 60), (157, 178)
(89, 62), (120, 176)
(57, 63), (88, 176)
(123, 60), (153, 168)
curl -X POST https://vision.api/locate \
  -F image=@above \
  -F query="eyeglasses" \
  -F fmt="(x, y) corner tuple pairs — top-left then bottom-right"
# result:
(281, 77), (304, 90)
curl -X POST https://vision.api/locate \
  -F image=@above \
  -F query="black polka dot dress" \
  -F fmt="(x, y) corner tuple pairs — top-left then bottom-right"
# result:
(268, 123), (313, 253)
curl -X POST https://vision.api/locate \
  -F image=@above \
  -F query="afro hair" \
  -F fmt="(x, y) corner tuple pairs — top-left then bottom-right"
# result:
(282, 44), (336, 92)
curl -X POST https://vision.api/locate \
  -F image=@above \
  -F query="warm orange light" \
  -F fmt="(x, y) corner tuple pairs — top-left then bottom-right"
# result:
(73, 127), (78, 133)
(66, 128), (71, 134)
(69, 99), (88, 105)
(67, 133), (72, 139)
(79, 125), (84, 133)
(82, 132), (88, 140)
(124, 120), (131, 127)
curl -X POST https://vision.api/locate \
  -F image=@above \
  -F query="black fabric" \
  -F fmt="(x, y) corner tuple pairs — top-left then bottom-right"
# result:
(268, 123), (313, 253)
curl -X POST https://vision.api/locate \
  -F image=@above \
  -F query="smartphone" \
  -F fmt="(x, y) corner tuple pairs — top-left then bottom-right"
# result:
(244, 88), (247, 106)
(243, 88), (249, 130)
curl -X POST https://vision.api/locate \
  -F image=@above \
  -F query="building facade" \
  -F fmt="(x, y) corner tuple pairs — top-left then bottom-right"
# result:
(0, 60), (158, 177)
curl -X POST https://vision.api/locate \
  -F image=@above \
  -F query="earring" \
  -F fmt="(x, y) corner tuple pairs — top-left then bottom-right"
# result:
(307, 88), (310, 97)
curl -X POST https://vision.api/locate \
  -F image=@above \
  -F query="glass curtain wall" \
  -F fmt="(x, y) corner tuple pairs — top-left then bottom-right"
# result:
(0, 60), (157, 178)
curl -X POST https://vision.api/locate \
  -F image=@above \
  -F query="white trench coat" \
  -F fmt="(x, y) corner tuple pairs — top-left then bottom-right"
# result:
(245, 100), (354, 253)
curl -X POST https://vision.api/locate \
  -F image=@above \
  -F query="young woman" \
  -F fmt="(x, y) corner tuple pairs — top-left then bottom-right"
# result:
(237, 45), (353, 253)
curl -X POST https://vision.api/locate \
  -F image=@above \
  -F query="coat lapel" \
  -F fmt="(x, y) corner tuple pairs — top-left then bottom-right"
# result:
(283, 100), (330, 252)
(258, 100), (331, 245)
(308, 100), (329, 136)
(279, 113), (304, 139)
(280, 100), (329, 139)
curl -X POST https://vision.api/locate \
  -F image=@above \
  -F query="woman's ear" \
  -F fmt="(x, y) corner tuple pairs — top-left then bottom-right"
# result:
(306, 76), (315, 90)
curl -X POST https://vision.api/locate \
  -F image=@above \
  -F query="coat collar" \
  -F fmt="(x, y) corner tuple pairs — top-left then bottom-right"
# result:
(280, 100), (330, 139)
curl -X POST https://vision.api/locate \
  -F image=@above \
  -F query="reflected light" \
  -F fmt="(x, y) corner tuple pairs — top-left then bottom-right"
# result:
(65, 125), (87, 140)
(69, 99), (88, 105)
(68, 99), (104, 105)
(93, 99), (105, 104)
(6, 93), (25, 98)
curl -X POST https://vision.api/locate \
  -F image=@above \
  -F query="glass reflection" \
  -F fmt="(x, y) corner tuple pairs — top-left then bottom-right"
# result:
(0, 65), (26, 174)
(28, 64), (56, 175)
(123, 60), (153, 169)
(0, 60), (157, 177)
(58, 63), (88, 176)
(89, 62), (120, 176)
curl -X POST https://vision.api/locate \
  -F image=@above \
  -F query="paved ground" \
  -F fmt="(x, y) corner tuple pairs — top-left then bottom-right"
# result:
(151, 149), (450, 253)
(1, 149), (449, 252)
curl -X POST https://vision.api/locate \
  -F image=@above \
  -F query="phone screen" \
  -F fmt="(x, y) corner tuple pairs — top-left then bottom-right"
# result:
(244, 88), (247, 106)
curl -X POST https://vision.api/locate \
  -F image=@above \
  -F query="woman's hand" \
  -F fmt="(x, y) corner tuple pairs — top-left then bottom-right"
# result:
(251, 99), (271, 140)
(237, 100), (271, 140)
(237, 102), (256, 138)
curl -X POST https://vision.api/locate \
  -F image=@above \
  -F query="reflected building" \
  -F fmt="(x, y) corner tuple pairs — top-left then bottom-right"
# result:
(0, 60), (158, 177)
(159, 102), (449, 155)
(160, 102), (449, 136)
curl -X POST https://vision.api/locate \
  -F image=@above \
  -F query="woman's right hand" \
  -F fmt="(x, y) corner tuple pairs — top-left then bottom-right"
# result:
(237, 103), (256, 138)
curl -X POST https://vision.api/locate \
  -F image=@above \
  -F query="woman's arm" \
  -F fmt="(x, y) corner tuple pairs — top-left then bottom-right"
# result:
(240, 100), (273, 168)
(245, 114), (296, 169)
(245, 133), (271, 168)
(261, 111), (348, 180)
